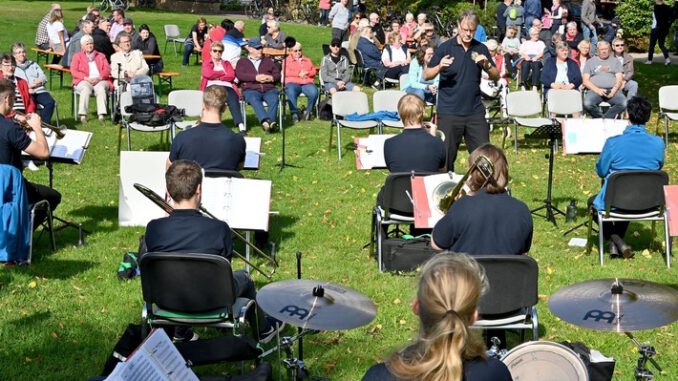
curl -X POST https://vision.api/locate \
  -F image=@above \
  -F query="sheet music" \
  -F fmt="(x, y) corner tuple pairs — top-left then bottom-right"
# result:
(244, 137), (261, 169)
(355, 134), (395, 169)
(22, 130), (57, 156)
(51, 130), (92, 163)
(201, 177), (271, 231)
(412, 172), (464, 228)
(562, 119), (628, 154)
(118, 151), (168, 227)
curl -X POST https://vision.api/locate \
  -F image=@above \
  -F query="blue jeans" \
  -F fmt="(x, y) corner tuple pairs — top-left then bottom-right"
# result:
(319, 9), (329, 25)
(244, 89), (280, 123)
(582, 24), (598, 55)
(32, 92), (56, 123)
(182, 42), (195, 66)
(285, 83), (318, 116)
(583, 90), (626, 119)
(405, 87), (436, 104)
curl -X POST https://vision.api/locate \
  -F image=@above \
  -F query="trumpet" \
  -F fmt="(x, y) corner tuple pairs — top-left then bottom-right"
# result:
(433, 155), (495, 214)
(13, 111), (67, 139)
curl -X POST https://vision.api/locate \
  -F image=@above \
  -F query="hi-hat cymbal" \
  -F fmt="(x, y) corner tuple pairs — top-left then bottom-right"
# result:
(256, 279), (377, 331)
(548, 279), (678, 332)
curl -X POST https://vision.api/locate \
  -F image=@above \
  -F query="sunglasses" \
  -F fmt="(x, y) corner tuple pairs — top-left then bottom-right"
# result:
(330, 44), (341, 48)
(614, 44), (624, 47)
(212, 49), (223, 53)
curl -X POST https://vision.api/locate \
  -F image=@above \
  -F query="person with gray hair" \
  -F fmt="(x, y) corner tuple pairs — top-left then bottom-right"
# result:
(110, 31), (149, 88)
(261, 20), (287, 49)
(582, 40), (626, 119)
(612, 37), (638, 99)
(64, 20), (94, 67)
(70, 34), (112, 122)
(12, 42), (57, 122)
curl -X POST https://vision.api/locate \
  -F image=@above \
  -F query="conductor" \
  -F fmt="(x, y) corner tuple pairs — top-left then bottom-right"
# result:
(425, 10), (499, 172)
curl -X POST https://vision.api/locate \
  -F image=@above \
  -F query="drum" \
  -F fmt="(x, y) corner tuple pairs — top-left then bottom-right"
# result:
(501, 341), (589, 381)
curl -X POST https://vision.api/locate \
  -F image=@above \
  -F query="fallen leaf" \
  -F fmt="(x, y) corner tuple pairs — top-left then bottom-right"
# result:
(642, 249), (652, 259)
(51, 331), (58, 339)
(393, 298), (401, 305)
(28, 281), (37, 289)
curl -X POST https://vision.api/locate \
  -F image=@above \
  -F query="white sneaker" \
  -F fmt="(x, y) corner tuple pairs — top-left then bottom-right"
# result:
(238, 122), (246, 132)
(644, 60), (652, 65)
(79, 115), (87, 123)
(665, 58), (671, 66)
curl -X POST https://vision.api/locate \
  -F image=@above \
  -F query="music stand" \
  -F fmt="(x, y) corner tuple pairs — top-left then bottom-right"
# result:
(277, 37), (301, 173)
(527, 120), (565, 226)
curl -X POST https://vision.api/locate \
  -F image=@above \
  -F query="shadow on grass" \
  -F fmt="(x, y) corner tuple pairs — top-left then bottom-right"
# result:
(13, 258), (96, 280)
(6, 310), (51, 327)
(67, 205), (120, 234)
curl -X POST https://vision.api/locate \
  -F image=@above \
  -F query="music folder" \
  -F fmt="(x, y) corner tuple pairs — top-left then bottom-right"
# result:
(561, 119), (627, 154)
(411, 172), (464, 228)
(354, 134), (395, 170)
(23, 129), (93, 164)
(663, 185), (678, 236)
(244, 137), (262, 170)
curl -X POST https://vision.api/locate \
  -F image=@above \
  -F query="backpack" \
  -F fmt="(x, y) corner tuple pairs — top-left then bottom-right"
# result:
(318, 99), (333, 120)
(509, 6), (519, 20)
(125, 103), (185, 126)
(117, 252), (139, 280)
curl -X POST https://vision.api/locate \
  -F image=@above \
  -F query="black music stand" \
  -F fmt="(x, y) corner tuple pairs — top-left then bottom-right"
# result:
(527, 120), (565, 226)
(277, 37), (301, 173)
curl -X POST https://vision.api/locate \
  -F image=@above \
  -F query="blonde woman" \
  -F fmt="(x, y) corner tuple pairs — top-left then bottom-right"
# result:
(46, 8), (69, 63)
(362, 254), (512, 381)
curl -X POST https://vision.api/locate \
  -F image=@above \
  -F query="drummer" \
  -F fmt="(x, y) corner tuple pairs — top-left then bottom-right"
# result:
(143, 160), (284, 343)
(362, 253), (512, 380)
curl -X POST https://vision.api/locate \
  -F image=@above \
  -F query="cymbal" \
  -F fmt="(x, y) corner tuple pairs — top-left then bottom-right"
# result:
(548, 278), (678, 332)
(256, 279), (377, 331)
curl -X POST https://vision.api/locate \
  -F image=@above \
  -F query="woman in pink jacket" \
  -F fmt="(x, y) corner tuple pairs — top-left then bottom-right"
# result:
(70, 35), (112, 123)
(200, 41), (244, 131)
(284, 42), (318, 123)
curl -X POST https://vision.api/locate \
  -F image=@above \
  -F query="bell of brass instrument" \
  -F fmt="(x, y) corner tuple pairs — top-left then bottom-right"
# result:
(13, 111), (67, 139)
(434, 155), (495, 214)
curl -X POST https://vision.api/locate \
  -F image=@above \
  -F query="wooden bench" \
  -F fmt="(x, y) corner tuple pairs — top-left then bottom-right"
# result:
(31, 47), (63, 65)
(155, 72), (180, 96)
(44, 64), (71, 90)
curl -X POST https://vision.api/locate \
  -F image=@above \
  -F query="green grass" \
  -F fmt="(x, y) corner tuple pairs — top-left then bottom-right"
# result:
(0, 2), (677, 380)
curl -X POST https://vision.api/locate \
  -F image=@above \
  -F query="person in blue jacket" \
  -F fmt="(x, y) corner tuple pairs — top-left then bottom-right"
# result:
(356, 26), (382, 86)
(540, 41), (582, 98)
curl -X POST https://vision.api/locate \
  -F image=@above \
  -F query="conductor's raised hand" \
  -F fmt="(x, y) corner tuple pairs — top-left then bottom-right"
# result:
(440, 55), (454, 68)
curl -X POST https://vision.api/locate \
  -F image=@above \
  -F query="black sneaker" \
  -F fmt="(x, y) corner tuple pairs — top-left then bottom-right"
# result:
(302, 109), (312, 121)
(269, 121), (278, 132)
(262, 119), (271, 132)
(259, 317), (286, 344)
(173, 330), (199, 342)
(291, 113), (299, 124)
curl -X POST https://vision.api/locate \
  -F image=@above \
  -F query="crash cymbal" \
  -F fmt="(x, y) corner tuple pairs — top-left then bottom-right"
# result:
(548, 278), (678, 332)
(256, 279), (377, 331)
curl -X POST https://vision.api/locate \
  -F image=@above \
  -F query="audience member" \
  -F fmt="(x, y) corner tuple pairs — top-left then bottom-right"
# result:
(329, 0), (351, 42)
(222, 20), (247, 68)
(580, 0), (600, 54)
(387, 20), (406, 46)
(121, 18), (138, 47)
(261, 20), (287, 49)
(481, 40), (509, 115)
(528, 18), (551, 44)
(0, 54), (36, 114)
(401, 13), (417, 41)
(35, 3), (61, 50)
(577, 39), (592, 73)
(348, 18), (369, 64)
(523, 0), (541, 30)
(564, 22), (583, 62)
(362, 253), (512, 380)
(368, 13), (385, 48)
(380, 32), (411, 82)
(542, 32), (563, 62)
(133, 24), (164, 75)
(47, 8), (69, 63)
(496, 0), (511, 42)
(259, 10), (276, 37)
(320, 39), (361, 94)
(432, 144), (533, 254)
(541, 41), (582, 100)
(411, 13), (427, 40)
(646, 0), (672, 65)
(356, 26), (382, 86)
(547, 0), (565, 34)
(422, 23), (441, 47)
(612, 38), (638, 99)
(93, 18), (115, 62)
(183, 17), (207, 66)
(65, 20), (94, 67)
(202, 19), (232, 63)
(518, 27), (545, 90)
(403, 45), (438, 104)
(144, 160), (283, 343)
(590, 96), (664, 258)
(582, 40), (626, 119)
(70, 35), (112, 123)
(11, 43), (56, 122)
(319, 0), (331, 26)
(109, 8), (125, 42)
(284, 42), (318, 123)
(349, 12), (363, 35)
(235, 37), (280, 132)
(110, 32), (149, 88)
(200, 41), (244, 132)
(504, 0), (525, 37)
(501, 26), (521, 77)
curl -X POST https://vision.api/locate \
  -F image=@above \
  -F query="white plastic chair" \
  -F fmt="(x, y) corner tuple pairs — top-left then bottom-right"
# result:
(657, 85), (678, 147)
(120, 91), (173, 150)
(168, 90), (203, 135)
(547, 89), (583, 120)
(373, 90), (406, 129)
(163, 25), (185, 55)
(506, 90), (554, 153)
(330, 91), (379, 160)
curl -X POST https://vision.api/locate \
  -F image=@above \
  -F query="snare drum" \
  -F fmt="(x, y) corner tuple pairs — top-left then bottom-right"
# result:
(501, 341), (589, 381)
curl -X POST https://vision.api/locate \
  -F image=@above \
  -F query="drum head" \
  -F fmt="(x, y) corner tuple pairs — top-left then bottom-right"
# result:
(502, 341), (589, 381)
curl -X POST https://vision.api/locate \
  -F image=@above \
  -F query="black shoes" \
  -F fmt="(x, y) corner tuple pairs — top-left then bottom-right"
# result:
(610, 234), (634, 259)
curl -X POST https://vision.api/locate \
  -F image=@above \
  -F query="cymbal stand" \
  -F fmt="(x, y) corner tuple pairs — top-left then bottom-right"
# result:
(625, 332), (663, 381)
(529, 121), (566, 226)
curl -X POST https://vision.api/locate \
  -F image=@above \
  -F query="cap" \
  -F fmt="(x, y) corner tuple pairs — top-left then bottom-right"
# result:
(247, 37), (263, 49)
(330, 38), (342, 46)
(123, 17), (133, 25)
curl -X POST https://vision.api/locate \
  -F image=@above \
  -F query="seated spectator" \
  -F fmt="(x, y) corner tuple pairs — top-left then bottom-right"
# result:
(120, 18), (138, 48)
(110, 32), (149, 88)
(612, 37), (638, 99)
(320, 39), (361, 94)
(47, 8), (69, 63)
(64, 20), (95, 67)
(590, 96), (664, 258)
(368, 12), (385, 48)
(564, 22), (583, 62)
(259, 8), (276, 37)
(356, 26), (382, 86)
(144, 159), (284, 343)
(70, 35), (112, 123)
(0, 54), (36, 115)
(541, 41), (582, 105)
(384, 94), (445, 173)
(582, 40), (626, 119)
(202, 19), (232, 64)
(182, 17), (207, 66)
(361, 254), (512, 381)
(577, 39), (592, 74)
(261, 20), (287, 58)
(481, 40), (509, 115)
(349, 12), (363, 35)
(525, 18), (551, 44)
(348, 18), (369, 65)
(501, 26), (521, 77)
(542, 32), (562, 63)
(222, 20), (246, 68)
(504, 0), (525, 37)
(432, 143), (533, 255)
(518, 27), (545, 90)
(93, 18), (115, 62)
(235, 37), (280, 132)
(422, 23), (441, 47)
(401, 12), (417, 41)
(133, 24), (164, 75)
(168, 86), (245, 171)
(380, 32), (411, 82)
(411, 13), (428, 40)
(284, 42), (318, 123)
(35, 4), (62, 50)
(402, 45), (438, 104)
(386, 20), (406, 46)
(11, 43), (56, 123)
(200, 41), (245, 132)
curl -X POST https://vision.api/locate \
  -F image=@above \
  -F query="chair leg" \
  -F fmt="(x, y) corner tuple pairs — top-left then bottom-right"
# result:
(598, 218), (605, 266)
(664, 214), (671, 269)
(531, 306), (539, 341)
(337, 124), (342, 160)
(665, 117), (670, 146)
(513, 123), (519, 154)
(46, 206), (55, 251)
(126, 124), (132, 150)
(328, 120), (334, 152)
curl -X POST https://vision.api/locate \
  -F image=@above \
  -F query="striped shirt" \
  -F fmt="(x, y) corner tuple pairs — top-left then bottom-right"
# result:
(12, 78), (25, 113)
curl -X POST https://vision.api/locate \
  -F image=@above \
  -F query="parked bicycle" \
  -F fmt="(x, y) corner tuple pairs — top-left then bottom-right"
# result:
(98, 0), (129, 12)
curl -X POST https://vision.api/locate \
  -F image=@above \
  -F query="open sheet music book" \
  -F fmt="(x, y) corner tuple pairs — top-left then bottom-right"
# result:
(24, 129), (92, 164)
(562, 119), (627, 154)
(244, 137), (262, 169)
(105, 329), (199, 381)
(354, 134), (395, 169)
(201, 177), (272, 231)
(411, 172), (464, 228)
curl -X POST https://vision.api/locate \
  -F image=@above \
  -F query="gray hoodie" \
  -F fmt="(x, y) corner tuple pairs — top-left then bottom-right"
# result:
(320, 53), (351, 84)
(14, 60), (47, 94)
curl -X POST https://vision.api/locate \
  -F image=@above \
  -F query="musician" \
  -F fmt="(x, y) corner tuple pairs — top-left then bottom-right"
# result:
(0, 54), (36, 115)
(431, 144), (533, 255)
(362, 254), (512, 381)
(0, 78), (61, 229)
(144, 160), (283, 343)
(590, 96), (664, 258)
(167, 85), (245, 172)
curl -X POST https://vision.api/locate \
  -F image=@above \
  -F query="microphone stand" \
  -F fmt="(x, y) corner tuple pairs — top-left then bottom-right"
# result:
(113, 63), (123, 124)
(277, 37), (301, 173)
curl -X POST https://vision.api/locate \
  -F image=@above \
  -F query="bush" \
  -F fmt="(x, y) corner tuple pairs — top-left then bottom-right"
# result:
(616, 0), (675, 51)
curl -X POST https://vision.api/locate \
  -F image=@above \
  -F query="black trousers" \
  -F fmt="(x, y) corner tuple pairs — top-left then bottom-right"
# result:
(587, 195), (629, 240)
(438, 113), (490, 172)
(25, 180), (61, 230)
(521, 60), (542, 87)
(648, 28), (670, 60)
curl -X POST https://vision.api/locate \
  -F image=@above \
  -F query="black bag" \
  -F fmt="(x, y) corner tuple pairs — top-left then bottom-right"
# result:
(381, 237), (436, 272)
(318, 100), (333, 120)
(125, 103), (184, 126)
(559, 341), (615, 381)
(101, 324), (145, 376)
(117, 252), (140, 280)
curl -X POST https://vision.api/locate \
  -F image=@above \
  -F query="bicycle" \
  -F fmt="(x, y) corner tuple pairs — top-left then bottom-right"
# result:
(98, 0), (129, 12)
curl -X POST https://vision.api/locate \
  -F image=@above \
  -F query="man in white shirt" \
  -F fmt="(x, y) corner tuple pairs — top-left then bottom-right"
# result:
(110, 32), (149, 88)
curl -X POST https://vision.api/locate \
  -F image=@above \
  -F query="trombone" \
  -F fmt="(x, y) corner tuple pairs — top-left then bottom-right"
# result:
(133, 183), (278, 280)
(13, 111), (67, 139)
(434, 155), (495, 214)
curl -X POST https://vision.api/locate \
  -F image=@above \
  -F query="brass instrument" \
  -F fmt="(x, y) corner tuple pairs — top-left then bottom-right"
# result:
(13, 111), (67, 139)
(433, 155), (495, 214)
(133, 183), (278, 280)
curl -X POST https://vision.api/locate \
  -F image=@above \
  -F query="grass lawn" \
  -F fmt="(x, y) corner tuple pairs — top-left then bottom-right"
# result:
(0, 1), (676, 380)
